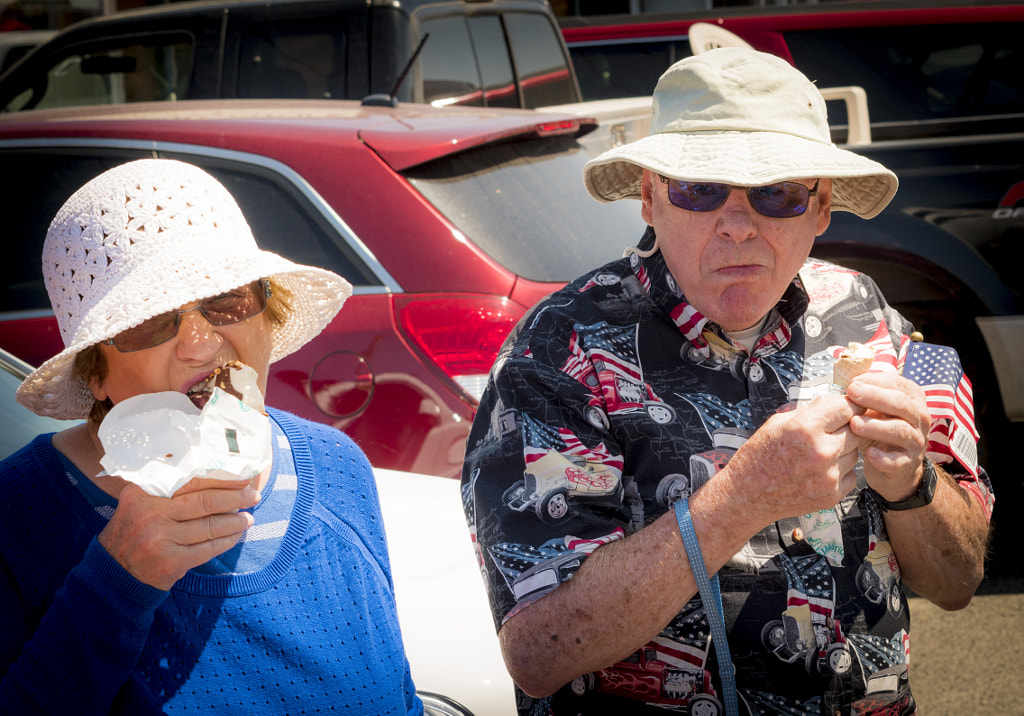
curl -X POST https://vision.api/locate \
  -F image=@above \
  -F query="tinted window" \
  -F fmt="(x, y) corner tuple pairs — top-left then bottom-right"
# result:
(0, 149), (141, 313)
(405, 134), (646, 282)
(3, 38), (192, 111)
(786, 23), (1024, 124)
(239, 20), (348, 100)
(419, 15), (482, 107)
(0, 147), (380, 316)
(157, 154), (381, 289)
(569, 39), (690, 101)
(468, 15), (517, 108)
(505, 13), (577, 108)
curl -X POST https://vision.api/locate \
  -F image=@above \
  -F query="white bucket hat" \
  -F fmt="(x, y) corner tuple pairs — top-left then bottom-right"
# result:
(584, 47), (898, 219)
(17, 158), (353, 419)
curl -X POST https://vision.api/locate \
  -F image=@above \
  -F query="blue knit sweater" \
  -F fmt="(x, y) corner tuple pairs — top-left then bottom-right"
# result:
(0, 409), (422, 715)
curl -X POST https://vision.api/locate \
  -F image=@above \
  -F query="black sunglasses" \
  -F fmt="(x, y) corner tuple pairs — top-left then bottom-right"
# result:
(659, 176), (820, 218)
(104, 279), (271, 353)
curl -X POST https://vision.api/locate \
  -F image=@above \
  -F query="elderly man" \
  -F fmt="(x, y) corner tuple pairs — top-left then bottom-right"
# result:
(461, 48), (992, 715)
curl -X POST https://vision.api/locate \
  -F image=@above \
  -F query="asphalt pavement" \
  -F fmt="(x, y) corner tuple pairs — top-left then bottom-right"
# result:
(909, 414), (1024, 714)
(908, 578), (1024, 714)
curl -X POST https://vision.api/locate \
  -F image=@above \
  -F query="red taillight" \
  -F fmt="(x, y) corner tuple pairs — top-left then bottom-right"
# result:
(395, 294), (526, 403)
(535, 119), (580, 136)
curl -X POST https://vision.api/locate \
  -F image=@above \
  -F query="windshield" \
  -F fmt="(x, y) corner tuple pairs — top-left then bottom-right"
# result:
(404, 133), (647, 282)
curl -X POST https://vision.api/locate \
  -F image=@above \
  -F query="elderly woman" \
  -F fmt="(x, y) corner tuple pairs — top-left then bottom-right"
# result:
(0, 159), (422, 714)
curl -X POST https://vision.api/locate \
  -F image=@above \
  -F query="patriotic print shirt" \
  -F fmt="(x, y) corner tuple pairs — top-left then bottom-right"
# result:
(461, 231), (994, 716)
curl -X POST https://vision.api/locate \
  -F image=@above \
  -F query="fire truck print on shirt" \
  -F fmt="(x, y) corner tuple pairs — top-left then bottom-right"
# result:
(462, 229), (993, 715)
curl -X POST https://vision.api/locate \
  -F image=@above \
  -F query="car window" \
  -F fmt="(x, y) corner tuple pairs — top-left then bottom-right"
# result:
(0, 147), (382, 316)
(404, 133), (647, 282)
(468, 15), (517, 109)
(238, 20), (348, 100)
(187, 159), (382, 289)
(0, 149), (143, 313)
(785, 23), (1024, 125)
(2, 36), (193, 112)
(569, 38), (690, 102)
(504, 12), (577, 108)
(419, 15), (484, 107)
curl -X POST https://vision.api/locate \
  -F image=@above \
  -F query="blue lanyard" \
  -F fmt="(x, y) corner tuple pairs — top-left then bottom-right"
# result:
(675, 498), (739, 716)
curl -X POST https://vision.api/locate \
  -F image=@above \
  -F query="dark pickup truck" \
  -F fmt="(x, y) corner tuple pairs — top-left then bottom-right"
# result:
(0, 0), (580, 111)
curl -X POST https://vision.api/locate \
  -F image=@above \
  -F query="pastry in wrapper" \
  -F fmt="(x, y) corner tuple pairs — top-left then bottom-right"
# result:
(187, 361), (264, 411)
(833, 342), (874, 390)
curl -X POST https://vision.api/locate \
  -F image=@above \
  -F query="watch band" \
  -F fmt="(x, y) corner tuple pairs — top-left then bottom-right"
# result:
(872, 457), (938, 512)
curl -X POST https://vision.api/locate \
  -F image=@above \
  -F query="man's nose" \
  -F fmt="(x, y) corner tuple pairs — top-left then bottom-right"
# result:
(716, 191), (757, 241)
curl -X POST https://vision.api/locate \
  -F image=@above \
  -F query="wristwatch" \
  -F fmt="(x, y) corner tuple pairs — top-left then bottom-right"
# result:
(872, 458), (938, 512)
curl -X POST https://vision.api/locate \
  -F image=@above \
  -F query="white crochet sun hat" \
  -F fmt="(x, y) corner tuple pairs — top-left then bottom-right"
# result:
(583, 47), (898, 219)
(17, 158), (353, 420)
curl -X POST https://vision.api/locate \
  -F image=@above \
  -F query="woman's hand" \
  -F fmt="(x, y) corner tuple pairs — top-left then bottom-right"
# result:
(98, 477), (260, 590)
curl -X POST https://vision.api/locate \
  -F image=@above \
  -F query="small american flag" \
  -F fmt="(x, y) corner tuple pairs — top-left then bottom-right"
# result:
(899, 341), (978, 476)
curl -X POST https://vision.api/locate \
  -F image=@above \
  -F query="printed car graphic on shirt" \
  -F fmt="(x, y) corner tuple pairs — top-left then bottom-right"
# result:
(840, 633), (914, 715)
(760, 552), (854, 677)
(856, 492), (905, 616)
(852, 663), (913, 715)
(561, 321), (677, 427)
(503, 413), (625, 524)
(503, 448), (621, 524)
(487, 531), (625, 609)
(571, 600), (723, 714)
(571, 647), (723, 715)
(655, 426), (752, 508)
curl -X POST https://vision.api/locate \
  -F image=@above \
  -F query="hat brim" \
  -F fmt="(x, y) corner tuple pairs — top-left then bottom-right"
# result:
(16, 251), (352, 420)
(584, 130), (898, 219)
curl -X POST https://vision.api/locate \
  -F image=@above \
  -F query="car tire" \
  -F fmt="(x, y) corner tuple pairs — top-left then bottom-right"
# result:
(760, 619), (788, 657)
(568, 672), (595, 697)
(804, 642), (819, 675)
(688, 693), (723, 716)
(656, 473), (689, 507)
(586, 405), (609, 430)
(537, 489), (570, 524)
(644, 400), (676, 424)
(826, 643), (853, 675)
(888, 579), (904, 615)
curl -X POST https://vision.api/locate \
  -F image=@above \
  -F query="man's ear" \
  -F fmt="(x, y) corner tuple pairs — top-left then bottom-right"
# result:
(815, 178), (833, 237)
(640, 170), (655, 226)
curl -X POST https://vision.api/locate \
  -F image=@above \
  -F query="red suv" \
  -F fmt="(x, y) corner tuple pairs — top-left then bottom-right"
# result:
(0, 99), (645, 478)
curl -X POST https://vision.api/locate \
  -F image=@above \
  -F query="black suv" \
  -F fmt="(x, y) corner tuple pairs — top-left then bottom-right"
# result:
(0, 0), (580, 111)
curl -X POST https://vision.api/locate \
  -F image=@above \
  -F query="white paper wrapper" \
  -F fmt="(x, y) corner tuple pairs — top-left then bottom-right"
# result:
(98, 389), (272, 497)
(799, 507), (845, 566)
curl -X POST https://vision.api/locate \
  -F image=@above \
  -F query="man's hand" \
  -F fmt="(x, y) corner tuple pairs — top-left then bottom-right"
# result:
(845, 371), (932, 502)
(723, 393), (867, 525)
(844, 370), (988, 609)
(98, 477), (260, 590)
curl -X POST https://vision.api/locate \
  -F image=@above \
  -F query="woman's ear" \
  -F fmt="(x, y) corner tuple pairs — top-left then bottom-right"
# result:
(88, 374), (108, 402)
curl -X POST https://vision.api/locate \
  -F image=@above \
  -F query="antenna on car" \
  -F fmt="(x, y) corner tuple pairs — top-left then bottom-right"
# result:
(361, 33), (430, 108)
